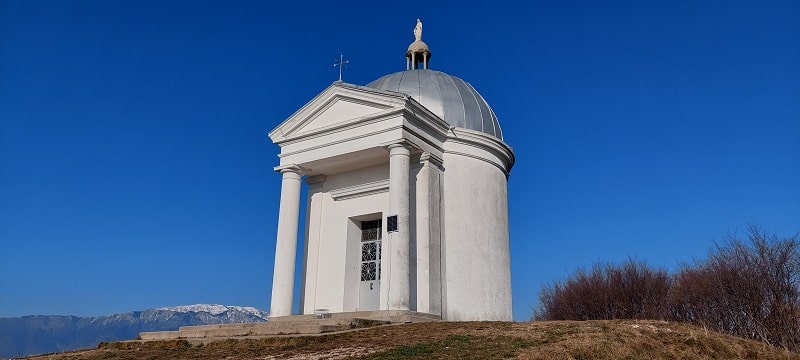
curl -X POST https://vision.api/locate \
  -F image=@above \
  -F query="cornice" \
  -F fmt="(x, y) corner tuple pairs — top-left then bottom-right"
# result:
(274, 108), (405, 146)
(445, 128), (515, 170)
(330, 179), (390, 201)
(277, 124), (404, 159)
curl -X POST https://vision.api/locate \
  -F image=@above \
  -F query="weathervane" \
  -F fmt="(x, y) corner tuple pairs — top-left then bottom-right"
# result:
(333, 53), (349, 82)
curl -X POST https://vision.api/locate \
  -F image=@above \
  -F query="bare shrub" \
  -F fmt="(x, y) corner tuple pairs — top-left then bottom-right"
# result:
(671, 226), (800, 350)
(533, 258), (671, 321)
(535, 227), (800, 351)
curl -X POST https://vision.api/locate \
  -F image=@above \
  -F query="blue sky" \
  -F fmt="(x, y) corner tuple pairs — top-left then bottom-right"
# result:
(1, 1), (798, 321)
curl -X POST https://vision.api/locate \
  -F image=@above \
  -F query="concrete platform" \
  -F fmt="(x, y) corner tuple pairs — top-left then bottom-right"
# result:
(138, 310), (439, 341)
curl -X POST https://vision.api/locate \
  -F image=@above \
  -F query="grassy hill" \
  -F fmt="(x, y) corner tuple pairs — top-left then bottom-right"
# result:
(29, 320), (800, 359)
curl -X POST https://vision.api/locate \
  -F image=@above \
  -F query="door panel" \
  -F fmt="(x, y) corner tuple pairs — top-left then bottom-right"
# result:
(358, 220), (381, 310)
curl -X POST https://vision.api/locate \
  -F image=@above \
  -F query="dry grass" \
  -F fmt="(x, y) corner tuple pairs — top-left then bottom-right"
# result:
(28, 320), (800, 360)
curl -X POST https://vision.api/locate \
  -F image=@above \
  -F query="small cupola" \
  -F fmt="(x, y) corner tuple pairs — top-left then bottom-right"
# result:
(406, 19), (431, 70)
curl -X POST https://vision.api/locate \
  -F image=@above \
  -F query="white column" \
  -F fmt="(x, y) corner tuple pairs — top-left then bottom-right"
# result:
(270, 165), (303, 317)
(382, 142), (411, 310)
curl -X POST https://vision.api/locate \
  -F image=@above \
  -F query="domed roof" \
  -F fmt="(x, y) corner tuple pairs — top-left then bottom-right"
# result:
(366, 69), (503, 139)
(407, 40), (430, 55)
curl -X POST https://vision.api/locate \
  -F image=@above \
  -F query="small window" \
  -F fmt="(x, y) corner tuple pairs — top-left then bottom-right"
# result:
(360, 220), (382, 282)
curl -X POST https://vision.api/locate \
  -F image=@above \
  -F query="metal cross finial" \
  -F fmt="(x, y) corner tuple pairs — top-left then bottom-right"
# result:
(333, 53), (349, 82)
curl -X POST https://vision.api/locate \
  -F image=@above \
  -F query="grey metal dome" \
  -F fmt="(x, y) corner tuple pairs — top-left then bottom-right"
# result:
(366, 69), (503, 139)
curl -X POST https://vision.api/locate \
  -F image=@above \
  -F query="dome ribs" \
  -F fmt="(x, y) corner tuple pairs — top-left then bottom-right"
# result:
(365, 70), (502, 140)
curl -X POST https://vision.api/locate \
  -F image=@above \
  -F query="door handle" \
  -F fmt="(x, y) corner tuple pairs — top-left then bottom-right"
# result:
(370, 283), (374, 290)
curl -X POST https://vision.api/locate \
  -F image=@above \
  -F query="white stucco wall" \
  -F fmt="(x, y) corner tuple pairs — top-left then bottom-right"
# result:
(441, 151), (512, 321)
(300, 164), (390, 314)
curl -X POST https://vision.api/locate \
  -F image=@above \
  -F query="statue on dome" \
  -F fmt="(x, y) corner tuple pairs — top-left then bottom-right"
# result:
(414, 18), (422, 41)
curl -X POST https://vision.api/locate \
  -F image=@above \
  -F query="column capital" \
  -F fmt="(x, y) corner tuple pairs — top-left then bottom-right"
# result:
(274, 164), (305, 176)
(383, 140), (414, 153)
(419, 152), (443, 169)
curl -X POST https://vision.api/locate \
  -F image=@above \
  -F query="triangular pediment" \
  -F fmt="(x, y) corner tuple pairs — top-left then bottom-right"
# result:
(270, 83), (406, 142)
(293, 96), (387, 134)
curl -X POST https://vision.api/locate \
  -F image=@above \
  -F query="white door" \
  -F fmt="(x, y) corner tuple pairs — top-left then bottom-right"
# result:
(358, 220), (381, 310)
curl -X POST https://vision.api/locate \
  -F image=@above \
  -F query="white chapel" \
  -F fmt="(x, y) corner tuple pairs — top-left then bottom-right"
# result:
(268, 20), (515, 321)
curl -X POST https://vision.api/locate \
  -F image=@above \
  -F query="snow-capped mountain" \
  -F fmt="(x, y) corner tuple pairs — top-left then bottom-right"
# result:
(158, 304), (269, 319)
(0, 304), (269, 358)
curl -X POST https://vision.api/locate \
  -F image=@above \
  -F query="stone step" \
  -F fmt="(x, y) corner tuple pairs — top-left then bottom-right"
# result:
(138, 319), (387, 340)
(138, 310), (439, 341)
(139, 330), (182, 341)
(177, 317), (351, 332)
(269, 310), (441, 323)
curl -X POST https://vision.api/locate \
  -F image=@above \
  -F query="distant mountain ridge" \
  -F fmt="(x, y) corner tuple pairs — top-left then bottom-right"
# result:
(0, 304), (269, 358)
(156, 304), (267, 318)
